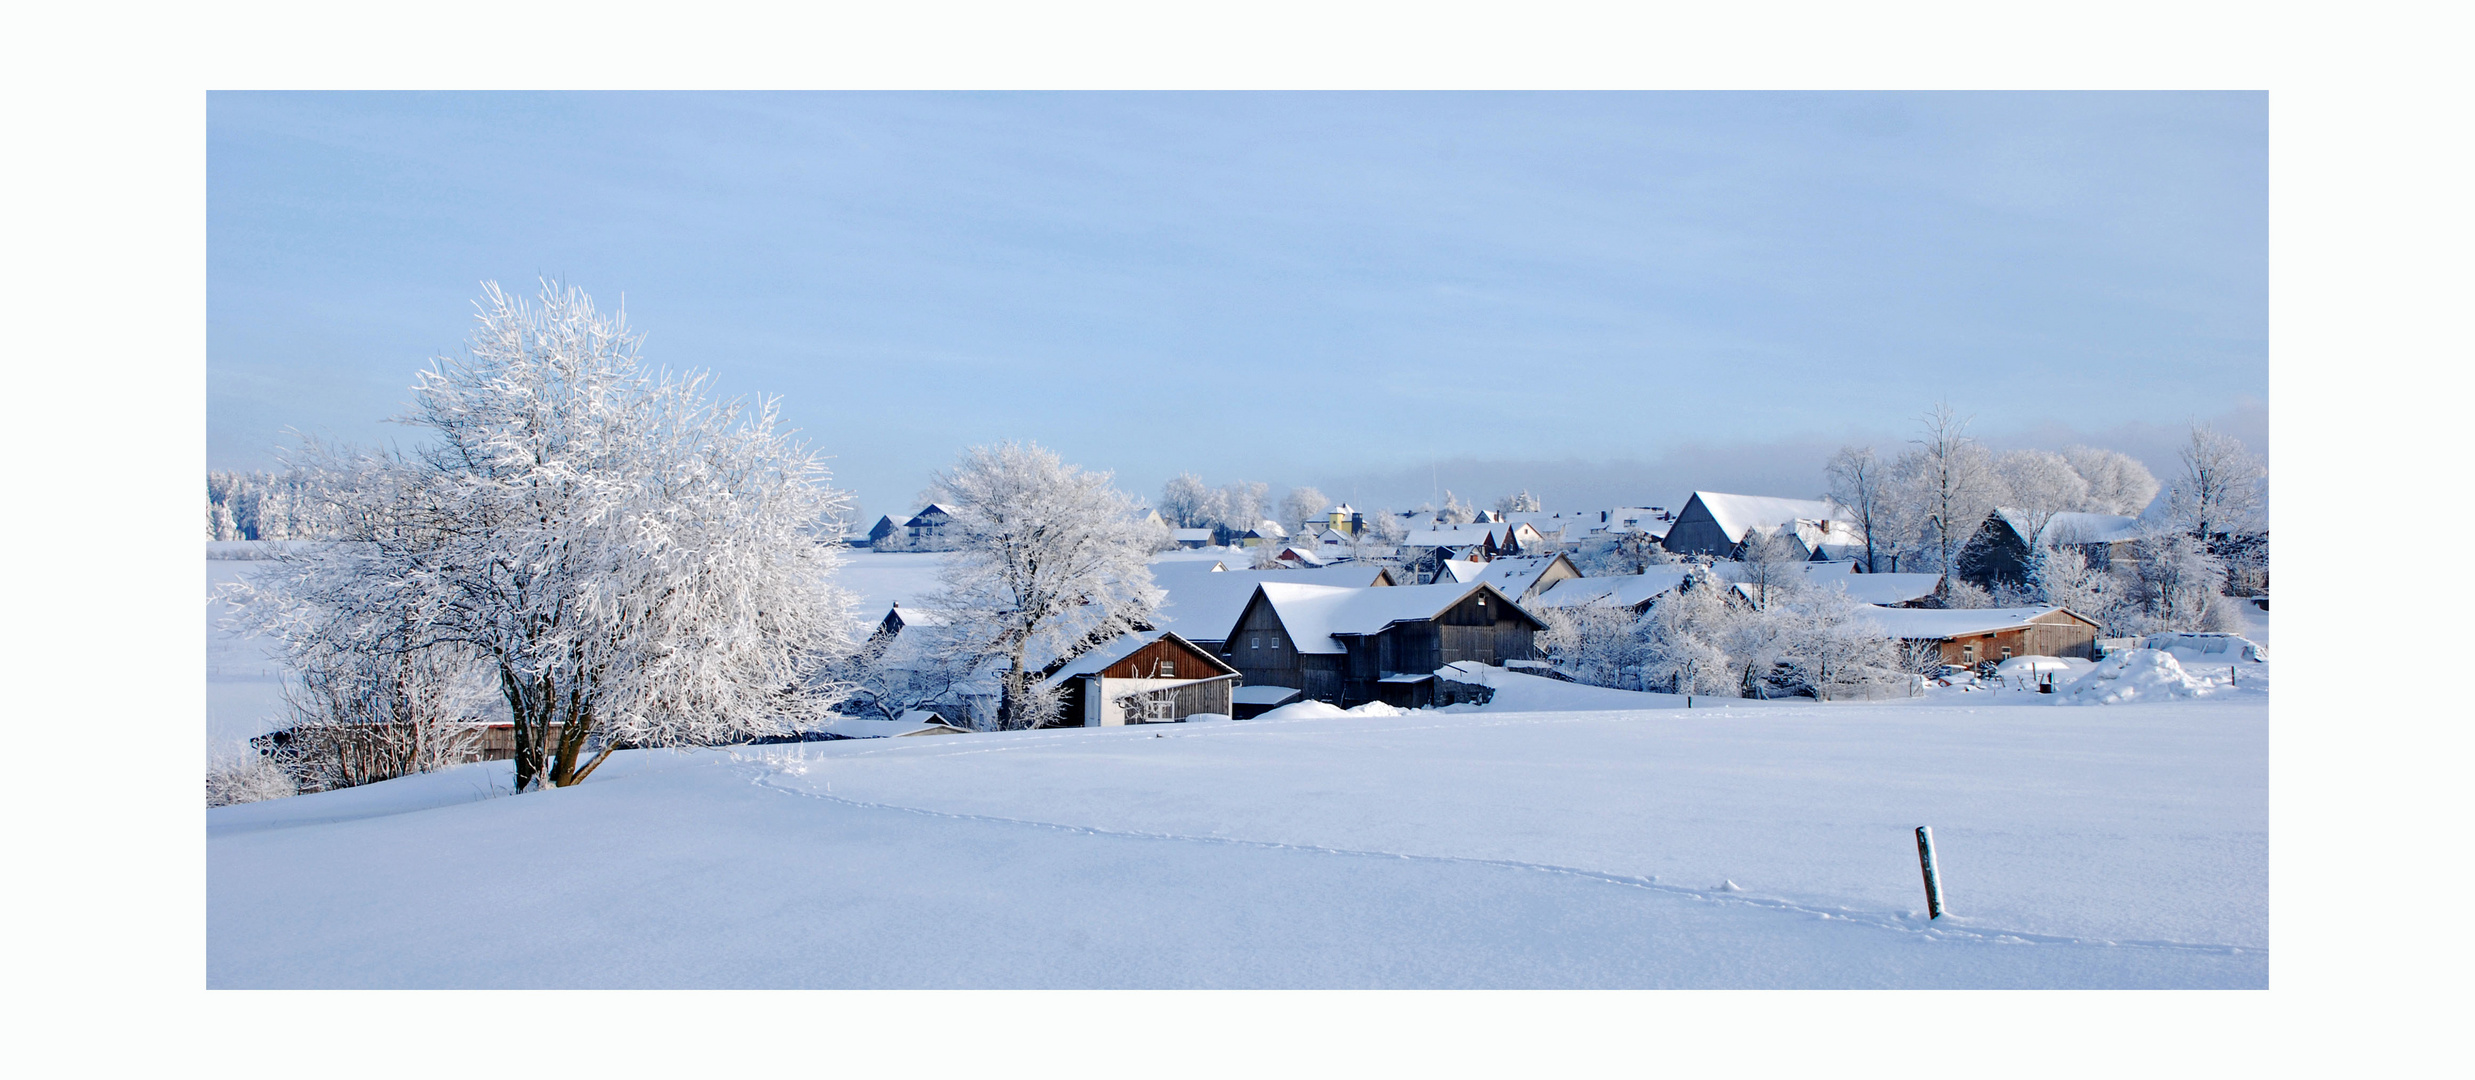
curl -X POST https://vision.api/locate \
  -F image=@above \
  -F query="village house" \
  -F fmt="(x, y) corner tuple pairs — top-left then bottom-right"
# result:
(900, 504), (959, 550)
(1040, 630), (1242, 727)
(1661, 491), (1858, 560)
(1861, 605), (2103, 665)
(1145, 561), (1397, 653)
(1955, 509), (2147, 590)
(1219, 581), (1546, 713)
(1460, 553), (1583, 606)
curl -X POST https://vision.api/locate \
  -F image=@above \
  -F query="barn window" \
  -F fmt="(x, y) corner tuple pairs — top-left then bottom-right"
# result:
(1159, 660), (1176, 676)
(1250, 636), (1259, 649)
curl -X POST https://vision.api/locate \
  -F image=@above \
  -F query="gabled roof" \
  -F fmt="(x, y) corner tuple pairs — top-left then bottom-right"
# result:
(1433, 558), (1486, 583)
(1170, 527), (1215, 542)
(1245, 519), (1288, 539)
(880, 603), (951, 629)
(903, 504), (956, 527)
(1041, 629), (1239, 687)
(2039, 511), (2144, 547)
(1815, 572), (1943, 606)
(1857, 605), (2097, 640)
(1249, 581), (1542, 655)
(1148, 561), (1393, 641)
(1465, 554), (1570, 599)
(1686, 491), (1843, 542)
(1532, 566), (1695, 610)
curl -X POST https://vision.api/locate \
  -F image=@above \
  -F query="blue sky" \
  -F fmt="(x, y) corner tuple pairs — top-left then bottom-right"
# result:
(208, 92), (2264, 522)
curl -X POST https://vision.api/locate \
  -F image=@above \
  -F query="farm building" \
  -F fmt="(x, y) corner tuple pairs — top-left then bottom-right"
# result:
(1041, 630), (1241, 727)
(900, 504), (958, 550)
(1957, 509), (2146, 590)
(1661, 491), (1860, 560)
(1145, 561), (1395, 651)
(1221, 581), (1546, 712)
(1861, 606), (2102, 665)
(1462, 553), (1583, 605)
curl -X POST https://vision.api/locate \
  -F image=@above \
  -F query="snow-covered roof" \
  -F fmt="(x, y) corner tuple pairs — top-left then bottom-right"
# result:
(1594, 507), (1675, 539)
(881, 603), (951, 628)
(1246, 519), (1289, 539)
(1170, 528), (1214, 542)
(1857, 605), (2091, 639)
(1433, 558), (1485, 583)
(1041, 629), (1238, 687)
(1276, 546), (1327, 566)
(1232, 685), (1302, 706)
(1252, 581), (1536, 655)
(1149, 561), (1393, 642)
(1814, 573), (1943, 606)
(1466, 555), (1567, 599)
(2040, 511), (2144, 547)
(1688, 492), (1842, 542)
(1399, 525), (1497, 549)
(1531, 566), (1696, 610)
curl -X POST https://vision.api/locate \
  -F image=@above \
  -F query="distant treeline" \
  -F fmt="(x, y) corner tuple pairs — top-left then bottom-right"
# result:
(207, 470), (348, 541)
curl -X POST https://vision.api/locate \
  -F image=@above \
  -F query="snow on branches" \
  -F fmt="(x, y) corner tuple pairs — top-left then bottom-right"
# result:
(241, 281), (856, 792)
(922, 441), (1162, 730)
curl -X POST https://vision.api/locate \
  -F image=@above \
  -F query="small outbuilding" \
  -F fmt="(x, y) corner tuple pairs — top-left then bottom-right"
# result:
(1042, 630), (1242, 727)
(1861, 605), (2103, 664)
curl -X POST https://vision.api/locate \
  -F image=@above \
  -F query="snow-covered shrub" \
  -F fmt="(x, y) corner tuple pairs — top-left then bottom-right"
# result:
(206, 751), (297, 807)
(1536, 603), (1651, 690)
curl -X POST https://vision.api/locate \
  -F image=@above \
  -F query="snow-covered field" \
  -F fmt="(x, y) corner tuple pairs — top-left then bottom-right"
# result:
(210, 677), (2266, 988)
(208, 545), (2269, 988)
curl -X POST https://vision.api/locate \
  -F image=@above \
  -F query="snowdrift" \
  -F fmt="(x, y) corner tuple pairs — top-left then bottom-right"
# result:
(2057, 648), (2215, 706)
(1253, 699), (1407, 721)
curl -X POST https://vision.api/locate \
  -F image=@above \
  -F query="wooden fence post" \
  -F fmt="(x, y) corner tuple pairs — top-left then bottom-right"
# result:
(1915, 825), (1946, 919)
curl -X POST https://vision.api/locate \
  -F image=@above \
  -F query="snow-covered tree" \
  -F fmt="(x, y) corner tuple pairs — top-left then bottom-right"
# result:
(1493, 489), (1541, 515)
(1994, 449), (2091, 545)
(833, 618), (993, 725)
(1279, 486), (1330, 537)
(2168, 425), (2267, 542)
(1891, 403), (2002, 592)
(2126, 528), (2241, 633)
(1825, 445), (1892, 572)
(921, 441), (1162, 730)
(1727, 526), (1807, 610)
(1769, 586), (1905, 700)
(242, 281), (857, 793)
(1436, 490), (1475, 525)
(1198, 480), (1269, 543)
(205, 750), (297, 807)
(1599, 528), (1676, 575)
(1158, 472), (1211, 529)
(2027, 545), (2128, 634)
(1535, 603), (1650, 690)
(1638, 569), (1737, 696)
(2061, 445), (2161, 516)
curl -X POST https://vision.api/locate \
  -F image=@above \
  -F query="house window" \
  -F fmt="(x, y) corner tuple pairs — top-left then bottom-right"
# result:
(1962, 644), (1976, 662)
(1250, 636), (1259, 649)
(2000, 646), (2012, 659)
(1159, 660), (1176, 677)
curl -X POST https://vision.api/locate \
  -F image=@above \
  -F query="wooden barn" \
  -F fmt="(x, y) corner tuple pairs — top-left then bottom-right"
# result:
(1863, 606), (2103, 665)
(1958, 509), (2147, 589)
(1041, 630), (1241, 727)
(1220, 581), (1546, 712)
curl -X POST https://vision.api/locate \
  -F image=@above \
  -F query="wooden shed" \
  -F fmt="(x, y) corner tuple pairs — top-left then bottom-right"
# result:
(1863, 606), (2102, 664)
(1042, 630), (1241, 727)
